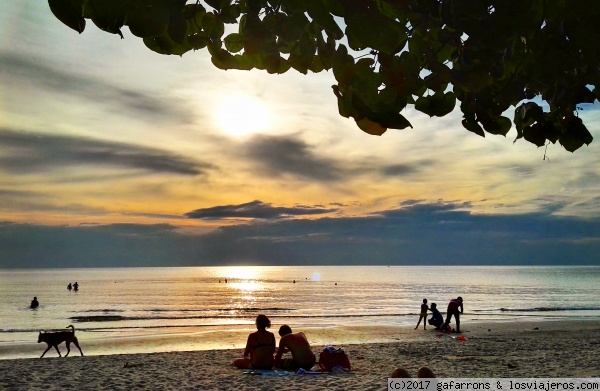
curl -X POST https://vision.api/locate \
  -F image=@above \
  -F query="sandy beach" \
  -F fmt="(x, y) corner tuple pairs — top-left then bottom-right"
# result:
(1, 320), (598, 390)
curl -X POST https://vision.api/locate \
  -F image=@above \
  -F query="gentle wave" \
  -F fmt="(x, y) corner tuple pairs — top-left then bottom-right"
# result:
(76, 307), (292, 314)
(498, 307), (600, 312)
(69, 313), (412, 323)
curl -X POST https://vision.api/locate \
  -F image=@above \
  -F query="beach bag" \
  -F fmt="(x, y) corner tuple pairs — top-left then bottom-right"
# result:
(318, 346), (351, 372)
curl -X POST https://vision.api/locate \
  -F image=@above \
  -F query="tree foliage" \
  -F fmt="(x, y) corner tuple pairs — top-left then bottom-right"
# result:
(48, 0), (600, 151)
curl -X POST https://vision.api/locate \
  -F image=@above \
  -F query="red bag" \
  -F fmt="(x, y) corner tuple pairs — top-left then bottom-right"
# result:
(318, 346), (351, 371)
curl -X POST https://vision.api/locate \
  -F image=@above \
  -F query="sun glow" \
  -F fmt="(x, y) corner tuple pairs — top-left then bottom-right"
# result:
(214, 93), (272, 137)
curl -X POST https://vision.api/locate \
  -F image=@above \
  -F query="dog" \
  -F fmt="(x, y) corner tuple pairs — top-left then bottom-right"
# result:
(37, 325), (84, 358)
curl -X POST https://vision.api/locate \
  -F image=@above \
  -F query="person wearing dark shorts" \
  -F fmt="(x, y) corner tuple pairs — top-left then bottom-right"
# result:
(427, 303), (444, 330)
(442, 296), (463, 333)
(275, 325), (316, 371)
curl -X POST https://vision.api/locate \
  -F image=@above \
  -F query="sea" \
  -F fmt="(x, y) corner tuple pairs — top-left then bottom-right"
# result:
(1, 265), (599, 360)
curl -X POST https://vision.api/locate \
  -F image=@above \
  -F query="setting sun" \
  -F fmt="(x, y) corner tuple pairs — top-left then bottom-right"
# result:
(214, 93), (272, 137)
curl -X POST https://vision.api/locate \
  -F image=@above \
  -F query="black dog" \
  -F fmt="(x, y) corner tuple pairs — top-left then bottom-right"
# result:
(38, 325), (84, 358)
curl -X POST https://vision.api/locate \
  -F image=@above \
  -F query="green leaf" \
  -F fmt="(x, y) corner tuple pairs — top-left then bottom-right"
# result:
(219, 4), (241, 23)
(332, 85), (359, 119)
(224, 33), (244, 53)
(332, 45), (355, 86)
(202, 12), (225, 39)
(187, 33), (209, 50)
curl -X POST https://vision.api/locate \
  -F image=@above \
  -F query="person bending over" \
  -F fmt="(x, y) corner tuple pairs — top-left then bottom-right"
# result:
(275, 325), (316, 371)
(442, 296), (464, 333)
(233, 314), (276, 369)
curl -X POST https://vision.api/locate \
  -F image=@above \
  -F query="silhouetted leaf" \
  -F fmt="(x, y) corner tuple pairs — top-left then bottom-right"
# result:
(523, 123), (548, 147)
(218, 4), (241, 23)
(48, 0), (600, 151)
(356, 117), (387, 136)
(48, 0), (85, 34)
(559, 117), (593, 152)
(415, 92), (456, 117)
(168, 10), (187, 44)
(462, 118), (485, 137)
(515, 102), (544, 132)
(86, 0), (125, 38)
(375, 112), (412, 130)
(143, 34), (191, 56)
(127, 6), (170, 38)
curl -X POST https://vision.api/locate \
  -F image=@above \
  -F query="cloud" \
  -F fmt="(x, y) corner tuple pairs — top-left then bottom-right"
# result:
(380, 161), (435, 177)
(185, 200), (337, 220)
(2, 200), (599, 268)
(0, 52), (191, 123)
(0, 128), (211, 176)
(242, 135), (343, 181)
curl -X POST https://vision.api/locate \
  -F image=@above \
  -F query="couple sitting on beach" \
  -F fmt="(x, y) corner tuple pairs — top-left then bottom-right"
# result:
(233, 314), (316, 371)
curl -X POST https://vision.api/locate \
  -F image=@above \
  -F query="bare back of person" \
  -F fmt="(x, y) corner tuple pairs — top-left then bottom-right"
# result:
(248, 330), (276, 369)
(275, 331), (316, 371)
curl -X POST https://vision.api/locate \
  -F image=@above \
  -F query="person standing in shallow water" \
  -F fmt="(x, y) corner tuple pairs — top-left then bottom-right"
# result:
(30, 296), (39, 309)
(73, 282), (79, 291)
(415, 299), (429, 330)
(67, 283), (72, 291)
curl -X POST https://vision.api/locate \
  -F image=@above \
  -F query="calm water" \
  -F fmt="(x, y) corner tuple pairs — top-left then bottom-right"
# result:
(1, 266), (599, 359)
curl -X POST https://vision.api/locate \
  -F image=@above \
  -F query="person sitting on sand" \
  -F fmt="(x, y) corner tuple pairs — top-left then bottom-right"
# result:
(30, 296), (39, 309)
(391, 366), (436, 378)
(233, 314), (276, 370)
(275, 325), (316, 371)
(415, 298), (429, 330)
(427, 303), (444, 330)
(442, 296), (464, 333)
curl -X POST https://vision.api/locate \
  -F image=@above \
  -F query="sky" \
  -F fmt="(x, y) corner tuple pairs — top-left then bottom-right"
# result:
(1, 2), (600, 267)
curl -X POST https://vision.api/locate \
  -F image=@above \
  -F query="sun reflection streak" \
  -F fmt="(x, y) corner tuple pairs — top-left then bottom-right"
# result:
(229, 281), (262, 292)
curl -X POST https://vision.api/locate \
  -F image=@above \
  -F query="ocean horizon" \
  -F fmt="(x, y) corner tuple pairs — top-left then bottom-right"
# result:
(2, 265), (599, 360)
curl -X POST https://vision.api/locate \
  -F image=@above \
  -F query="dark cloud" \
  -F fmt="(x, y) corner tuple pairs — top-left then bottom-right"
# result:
(243, 135), (342, 181)
(0, 52), (191, 123)
(0, 128), (211, 176)
(185, 200), (337, 220)
(2, 201), (600, 268)
(380, 161), (434, 177)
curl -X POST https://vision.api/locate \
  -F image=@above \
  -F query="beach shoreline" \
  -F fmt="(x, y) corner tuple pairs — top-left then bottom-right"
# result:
(1, 320), (598, 390)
